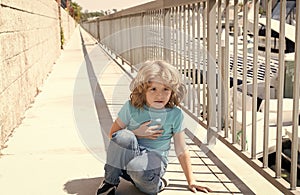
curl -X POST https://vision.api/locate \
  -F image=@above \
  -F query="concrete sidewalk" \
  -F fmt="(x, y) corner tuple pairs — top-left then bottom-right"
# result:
(0, 26), (284, 195)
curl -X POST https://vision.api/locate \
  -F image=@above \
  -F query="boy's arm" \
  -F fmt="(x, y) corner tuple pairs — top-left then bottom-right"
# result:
(173, 131), (212, 193)
(109, 117), (126, 138)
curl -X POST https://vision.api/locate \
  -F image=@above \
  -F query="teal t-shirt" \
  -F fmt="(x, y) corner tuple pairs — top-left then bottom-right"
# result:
(118, 100), (184, 162)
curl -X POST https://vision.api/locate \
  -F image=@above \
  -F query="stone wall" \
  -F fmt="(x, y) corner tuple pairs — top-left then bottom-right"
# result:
(0, 0), (75, 149)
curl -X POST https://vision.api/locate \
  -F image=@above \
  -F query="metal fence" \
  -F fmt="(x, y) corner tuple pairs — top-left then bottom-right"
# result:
(82, 0), (300, 193)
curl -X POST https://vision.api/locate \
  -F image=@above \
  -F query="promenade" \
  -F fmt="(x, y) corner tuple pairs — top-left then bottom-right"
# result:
(0, 26), (284, 195)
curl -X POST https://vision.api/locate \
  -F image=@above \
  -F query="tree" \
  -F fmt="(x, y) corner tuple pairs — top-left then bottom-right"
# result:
(70, 1), (82, 22)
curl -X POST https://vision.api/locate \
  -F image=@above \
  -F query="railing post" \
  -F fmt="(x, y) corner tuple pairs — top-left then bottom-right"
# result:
(97, 18), (100, 42)
(163, 8), (171, 62)
(275, 0), (286, 179)
(242, 0), (249, 152)
(206, 0), (217, 145)
(290, 0), (300, 189)
(263, 0), (272, 169)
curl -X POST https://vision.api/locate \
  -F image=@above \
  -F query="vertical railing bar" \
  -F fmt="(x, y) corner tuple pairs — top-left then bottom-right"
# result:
(116, 18), (119, 57)
(154, 10), (160, 59)
(151, 10), (154, 59)
(107, 20), (110, 51)
(187, 4), (191, 110)
(111, 19), (114, 55)
(146, 12), (149, 59)
(125, 17), (130, 60)
(158, 9), (165, 59)
(183, 5), (188, 107)
(125, 18), (129, 62)
(136, 16), (140, 64)
(97, 18), (100, 42)
(152, 10), (155, 59)
(202, 2), (207, 121)
(163, 8), (171, 62)
(147, 11), (150, 59)
(197, 2), (201, 118)
(192, 3), (196, 114)
(207, 0), (217, 143)
(115, 18), (118, 57)
(290, 0), (300, 189)
(107, 20), (110, 50)
(105, 20), (108, 51)
(251, 0), (259, 159)
(242, 0), (248, 151)
(224, 0), (230, 137)
(154, 10), (156, 59)
(130, 17), (134, 67)
(157, 10), (160, 59)
(161, 9), (164, 59)
(179, 5), (183, 78)
(169, 8), (172, 63)
(131, 17), (135, 64)
(130, 17), (133, 65)
(140, 14), (143, 63)
(232, 0), (239, 144)
(156, 10), (158, 59)
(143, 14), (145, 61)
(114, 18), (117, 55)
(139, 15), (143, 64)
(171, 7), (175, 66)
(100, 21), (102, 46)
(97, 19), (100, 42)
(146, 12), (148, 61)
(217, 0), (223, 133)
(263, 0), (272, 168)
(275, 0), (286, 178)
(175, 6), (179, 70)
(173, 7), (176, 68)
(149, 11), (152, 59)
(105, 21), (110, 49)
(147, 12), (149, 59)
(111, 19), (114, 54)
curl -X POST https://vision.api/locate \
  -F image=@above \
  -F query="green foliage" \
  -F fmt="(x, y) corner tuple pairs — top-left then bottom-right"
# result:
(69, 1), (82, 23)
(68, 1), (105, 22)
(259, 6), (266, 15)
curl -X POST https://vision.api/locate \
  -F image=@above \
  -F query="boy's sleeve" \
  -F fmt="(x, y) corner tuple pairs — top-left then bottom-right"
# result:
(173, 109), (184, 133)
(117, 100), (131, 126)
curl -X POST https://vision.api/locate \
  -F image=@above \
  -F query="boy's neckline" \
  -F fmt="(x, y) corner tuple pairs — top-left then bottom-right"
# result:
(143, 104), (171, 113)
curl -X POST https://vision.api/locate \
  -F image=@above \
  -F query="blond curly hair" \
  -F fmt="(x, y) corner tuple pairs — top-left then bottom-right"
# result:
(130, 60), (186, 108)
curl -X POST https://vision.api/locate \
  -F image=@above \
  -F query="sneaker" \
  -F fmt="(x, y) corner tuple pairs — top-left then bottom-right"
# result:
(96, 181), (117, 195)
(159, 177), (169, 192)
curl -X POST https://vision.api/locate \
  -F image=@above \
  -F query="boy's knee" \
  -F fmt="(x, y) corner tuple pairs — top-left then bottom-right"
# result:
(111, 129), (137, 149)
(127, 152), (163, 172)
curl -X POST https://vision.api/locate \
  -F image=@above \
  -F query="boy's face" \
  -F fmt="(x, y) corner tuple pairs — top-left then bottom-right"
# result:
(145, 81), (172, 109)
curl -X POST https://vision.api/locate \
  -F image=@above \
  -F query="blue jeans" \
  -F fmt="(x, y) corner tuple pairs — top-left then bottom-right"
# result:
(104, 129), (167, 195)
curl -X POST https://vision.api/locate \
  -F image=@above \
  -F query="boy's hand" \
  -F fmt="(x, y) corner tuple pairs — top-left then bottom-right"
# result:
(132, 121), (163, 139)
(189, 183), (212, 193)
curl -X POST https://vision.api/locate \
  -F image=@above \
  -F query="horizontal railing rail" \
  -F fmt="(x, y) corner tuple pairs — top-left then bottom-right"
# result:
(82, 0), (300, 193)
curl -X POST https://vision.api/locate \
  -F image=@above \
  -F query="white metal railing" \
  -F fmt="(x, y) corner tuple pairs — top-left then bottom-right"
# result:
(82, 0), (300, 193)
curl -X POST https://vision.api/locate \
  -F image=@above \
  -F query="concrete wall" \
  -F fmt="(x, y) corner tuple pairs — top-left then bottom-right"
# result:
(0, 0), (76, 149)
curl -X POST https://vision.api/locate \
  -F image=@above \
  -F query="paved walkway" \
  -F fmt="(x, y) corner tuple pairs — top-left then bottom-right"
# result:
(0, 26), (284, 195)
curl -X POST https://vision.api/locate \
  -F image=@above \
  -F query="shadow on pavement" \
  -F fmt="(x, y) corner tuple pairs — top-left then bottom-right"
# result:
(64, 177), (101, 195)
(64, 177), (146, 195)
